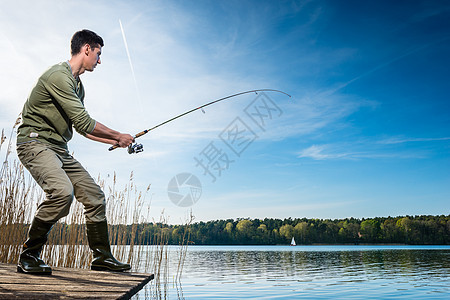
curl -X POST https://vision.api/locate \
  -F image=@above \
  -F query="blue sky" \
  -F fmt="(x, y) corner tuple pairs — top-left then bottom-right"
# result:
(1, 0), (449, 223)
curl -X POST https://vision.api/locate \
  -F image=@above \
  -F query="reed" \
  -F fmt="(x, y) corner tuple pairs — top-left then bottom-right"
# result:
(0, 123), (189, 285)
(0, 120), (39, 264)
(175, 211), (194, 282)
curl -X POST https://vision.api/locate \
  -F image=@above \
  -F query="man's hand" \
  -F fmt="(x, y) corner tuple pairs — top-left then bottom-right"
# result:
(87, 122), (134, 147)
(117, 133), (134, 148)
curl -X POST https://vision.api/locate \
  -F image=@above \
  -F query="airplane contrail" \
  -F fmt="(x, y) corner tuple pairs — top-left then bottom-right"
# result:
(119, 19), (144, 110)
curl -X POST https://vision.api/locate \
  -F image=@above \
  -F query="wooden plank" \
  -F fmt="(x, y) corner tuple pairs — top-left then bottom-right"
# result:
(0, 263), (153, 299)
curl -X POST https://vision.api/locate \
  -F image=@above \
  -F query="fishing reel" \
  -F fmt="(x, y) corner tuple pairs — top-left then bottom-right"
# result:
(127, 143), (144, 154)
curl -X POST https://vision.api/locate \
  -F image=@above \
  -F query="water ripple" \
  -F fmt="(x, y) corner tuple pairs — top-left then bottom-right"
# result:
(136, 245), (450, 299)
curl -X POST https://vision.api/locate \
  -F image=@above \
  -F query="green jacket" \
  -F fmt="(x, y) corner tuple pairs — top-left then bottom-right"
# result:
(17, 62), (97, 149)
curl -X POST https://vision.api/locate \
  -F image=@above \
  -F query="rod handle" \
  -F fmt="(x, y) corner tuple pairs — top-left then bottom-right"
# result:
(108, 130), (146, 152)
(108, 144), (120, 151)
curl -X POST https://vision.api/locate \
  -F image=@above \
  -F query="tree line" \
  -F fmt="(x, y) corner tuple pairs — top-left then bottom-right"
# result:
(131, 215), (449, 245)
(8, 215), (448, 246)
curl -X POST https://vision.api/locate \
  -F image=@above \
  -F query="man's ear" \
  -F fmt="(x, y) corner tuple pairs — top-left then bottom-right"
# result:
(84, 44), (90, 56)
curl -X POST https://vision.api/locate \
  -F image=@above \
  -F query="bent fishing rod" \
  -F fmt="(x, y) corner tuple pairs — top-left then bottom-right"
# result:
(109, 89), (291, 154)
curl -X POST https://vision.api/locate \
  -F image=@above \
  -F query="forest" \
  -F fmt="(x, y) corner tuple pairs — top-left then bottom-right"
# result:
(127, 214), (449, 246)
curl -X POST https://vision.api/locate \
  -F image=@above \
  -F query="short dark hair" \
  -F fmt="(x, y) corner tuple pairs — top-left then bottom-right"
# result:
(70, 29), (104, 56)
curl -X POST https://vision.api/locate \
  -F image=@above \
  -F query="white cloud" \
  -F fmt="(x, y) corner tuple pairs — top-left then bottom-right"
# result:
(298, 144), (348, 160)
(297, 141), (431, 161)
(378, 136), (450, 144)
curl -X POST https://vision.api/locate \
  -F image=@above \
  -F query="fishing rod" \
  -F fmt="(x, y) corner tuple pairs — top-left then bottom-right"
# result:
(109, 89), (291, 154)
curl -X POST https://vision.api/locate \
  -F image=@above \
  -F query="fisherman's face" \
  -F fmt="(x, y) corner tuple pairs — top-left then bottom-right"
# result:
(84, 44), (102, 72)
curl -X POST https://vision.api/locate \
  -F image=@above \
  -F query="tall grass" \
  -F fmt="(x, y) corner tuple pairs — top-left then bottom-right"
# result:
(0, 120), (38, 264)
(0, 122), (191, 283)
(175, 211), (194, 282)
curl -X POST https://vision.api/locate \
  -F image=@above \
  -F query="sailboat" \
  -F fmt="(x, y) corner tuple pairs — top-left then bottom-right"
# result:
(290, 237), (296, 246)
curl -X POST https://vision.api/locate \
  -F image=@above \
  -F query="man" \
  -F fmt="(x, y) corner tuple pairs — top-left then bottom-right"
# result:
(16, 29), (134, 274)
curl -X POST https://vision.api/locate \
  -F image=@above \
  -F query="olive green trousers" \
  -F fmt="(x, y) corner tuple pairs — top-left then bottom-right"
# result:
(17, 141), (106, 223)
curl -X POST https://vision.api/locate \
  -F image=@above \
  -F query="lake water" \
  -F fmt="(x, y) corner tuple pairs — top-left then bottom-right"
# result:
(133, 245), (450, 299)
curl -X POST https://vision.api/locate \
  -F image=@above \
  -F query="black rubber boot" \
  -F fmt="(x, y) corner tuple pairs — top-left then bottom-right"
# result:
(86, 221), (131, 272)
(17, 218), (54, 275)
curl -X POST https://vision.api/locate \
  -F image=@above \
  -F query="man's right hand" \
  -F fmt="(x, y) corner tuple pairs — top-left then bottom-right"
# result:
(88, 121), (135, 147)
(117, 133), (134, 148)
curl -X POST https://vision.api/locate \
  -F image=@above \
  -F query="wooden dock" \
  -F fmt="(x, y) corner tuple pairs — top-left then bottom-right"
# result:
(0, 263), (154, 299)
